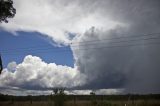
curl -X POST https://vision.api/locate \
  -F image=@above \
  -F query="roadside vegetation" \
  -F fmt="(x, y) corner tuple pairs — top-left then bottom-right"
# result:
(0, 92), (160, 106)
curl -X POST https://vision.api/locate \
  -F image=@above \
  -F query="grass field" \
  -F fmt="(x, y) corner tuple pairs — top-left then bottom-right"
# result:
(0, 94), (160, 106)
(0, 100), (160, 106)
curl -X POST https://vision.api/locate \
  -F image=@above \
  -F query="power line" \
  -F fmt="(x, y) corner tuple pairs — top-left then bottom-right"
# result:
(2, 40), (160, 55)
(71, 36), (160, 47)
(70, 32), (160, 44)
(1, 32), (160, 52)
(1, 34), (160, 54)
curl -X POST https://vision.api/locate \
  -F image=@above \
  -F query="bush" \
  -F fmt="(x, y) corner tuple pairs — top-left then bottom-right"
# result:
(52, 88), (66, 106)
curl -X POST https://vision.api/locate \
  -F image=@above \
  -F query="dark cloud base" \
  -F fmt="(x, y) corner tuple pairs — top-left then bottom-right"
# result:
(72, 0), (160, 94)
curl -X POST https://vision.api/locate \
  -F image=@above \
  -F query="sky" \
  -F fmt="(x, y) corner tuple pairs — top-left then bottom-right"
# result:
(0, 31), (74, 68)
(0, 0), (160, 95)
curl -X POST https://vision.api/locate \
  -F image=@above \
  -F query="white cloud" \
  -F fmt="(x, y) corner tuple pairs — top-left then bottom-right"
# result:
(0, 55), (86, 89)
(0, 88), (52, 96)
(95, 89), (123, 95)
(0, 0), (121, 44)
(0, 88), (122, 96)
(65, 89), (123, 95)
(7, 61), (17, 72)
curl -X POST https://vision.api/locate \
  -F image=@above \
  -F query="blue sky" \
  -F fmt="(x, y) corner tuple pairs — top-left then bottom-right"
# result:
(0, 31), (74, 68)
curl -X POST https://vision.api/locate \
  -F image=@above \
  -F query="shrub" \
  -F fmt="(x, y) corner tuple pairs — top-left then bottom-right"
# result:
(52, 87), (66, 106)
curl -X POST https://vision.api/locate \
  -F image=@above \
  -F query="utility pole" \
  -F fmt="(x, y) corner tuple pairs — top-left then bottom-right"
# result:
(0, 54), (3, 74)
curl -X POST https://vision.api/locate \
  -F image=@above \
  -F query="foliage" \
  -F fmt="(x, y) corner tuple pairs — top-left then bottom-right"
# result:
(0, 0), (16, 23)
(0, 55), (3, 74)
(0, 94), (160, 101)
(0, 94), (160, 106)
(52, 87), (66, 106)
(90, 91), (98, 106)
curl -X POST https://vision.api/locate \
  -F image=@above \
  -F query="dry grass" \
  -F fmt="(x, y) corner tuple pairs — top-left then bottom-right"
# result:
(0, 100), (160, 106)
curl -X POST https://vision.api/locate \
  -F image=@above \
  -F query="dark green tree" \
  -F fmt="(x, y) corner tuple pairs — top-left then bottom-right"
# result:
(0, 54), (3, 74)
(52, 87), (66, 106)
(90, 91), (97, 106)
(0, 0), (16, 23)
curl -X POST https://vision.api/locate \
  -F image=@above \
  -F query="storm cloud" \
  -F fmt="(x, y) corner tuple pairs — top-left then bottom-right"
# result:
(71, 0), (160, 93)
(1, 0), (160, 94)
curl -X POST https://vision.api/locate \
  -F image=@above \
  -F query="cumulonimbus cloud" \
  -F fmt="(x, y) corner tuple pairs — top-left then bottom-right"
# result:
(0, 0), (160, 94)
(71, 0), (160, 93)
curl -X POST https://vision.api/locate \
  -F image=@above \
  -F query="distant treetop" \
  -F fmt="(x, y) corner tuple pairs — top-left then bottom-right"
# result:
(0, 0), (16, 23)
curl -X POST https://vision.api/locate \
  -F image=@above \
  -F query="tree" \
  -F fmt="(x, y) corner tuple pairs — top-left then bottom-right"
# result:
(90, 91), (97, 105)
(0, 54), (3, 74)
(0, 0), (16, 23)
(52, 87), (66, 106)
